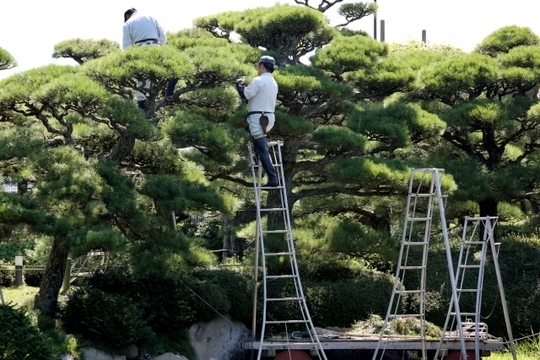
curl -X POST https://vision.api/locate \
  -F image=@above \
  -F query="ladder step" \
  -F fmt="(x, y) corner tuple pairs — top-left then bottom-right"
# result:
(266, 320), (310, 324)
(267, 297), (302, 302)
(263, 230), (289, 234)
(399, 265), (426, 270)
(404, 241), (429, 245)
(259, 185), (284, 190)
(459, 264), (481, 269)
(389, 314), (422, 318)
(409, 193), (435, 198)
(265, 252), (293, 257)
(266, 274), (298, 280)
(406, 217), (431, 221)
(456, 289), (479, 293)
(260, 207), (287, 211)
(395, 289), (423, 294)
(450, 312), (478, 317)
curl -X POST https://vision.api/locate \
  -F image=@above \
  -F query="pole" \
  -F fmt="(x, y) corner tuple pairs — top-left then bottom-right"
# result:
(373, 0), (377, 40)
(380, 19), (385, 42)
(422, 30), (427, 43)
(61, 258), (72, 293)
(15, 255), (23, 286)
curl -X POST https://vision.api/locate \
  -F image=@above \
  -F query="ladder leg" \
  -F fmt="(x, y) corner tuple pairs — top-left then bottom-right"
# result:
(248, 141), (327, 360)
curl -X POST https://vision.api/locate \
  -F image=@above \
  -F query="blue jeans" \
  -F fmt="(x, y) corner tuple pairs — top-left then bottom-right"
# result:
(252, 137), (277, 185)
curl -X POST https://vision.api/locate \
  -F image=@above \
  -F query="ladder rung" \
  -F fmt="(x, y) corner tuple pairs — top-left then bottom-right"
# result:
(389, 314), (421, 318)
(399, 265), (426, 270)
(409, 193), (435, 198)
(404, 241), (429, 245)
(266, 320), (309, 324)
(263, 230), (289, 234)
(406, 217), (431, 221)
(463, 241), (485, 245)
(267, 297), (302, 302)
(265, 252), (293, 257)
(266, 274), (298, 280)
(459, 264), (481, 269)
(456, 289), (478, 293)
(450, 312), (478, 316)
(259, 185), (284, 190)
(395, 289), (423, 294)
(260, 207), (286, 211)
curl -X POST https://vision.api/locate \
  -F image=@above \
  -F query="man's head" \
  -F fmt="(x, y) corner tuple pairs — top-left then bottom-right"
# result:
(124, 8), (137, 23)
(256, 55), (275, 74)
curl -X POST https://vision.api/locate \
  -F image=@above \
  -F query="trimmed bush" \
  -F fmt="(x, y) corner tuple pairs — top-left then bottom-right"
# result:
(305, 271), (398, 328)
(0, 304), (54, 360)
(193, 269), (253, 325)
(62, 287), (155, 349)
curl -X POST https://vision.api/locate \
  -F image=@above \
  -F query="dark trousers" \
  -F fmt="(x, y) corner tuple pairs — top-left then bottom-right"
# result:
(252, 137), (277, 184)
(138, 78), (178, 109)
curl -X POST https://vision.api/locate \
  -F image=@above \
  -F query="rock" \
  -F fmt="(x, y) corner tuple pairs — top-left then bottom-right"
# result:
(61, 354), (74, 360)
(154, 354), (188, 360)
(80, 348), (126, 360)
(124, 344), (139, 359)
(189, 316), (250, 360)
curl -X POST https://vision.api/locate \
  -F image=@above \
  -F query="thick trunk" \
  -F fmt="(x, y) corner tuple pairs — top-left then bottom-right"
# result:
(35, 234), (70, 316)
(267, 139), (299, 250)
(479, 198), (498, 217)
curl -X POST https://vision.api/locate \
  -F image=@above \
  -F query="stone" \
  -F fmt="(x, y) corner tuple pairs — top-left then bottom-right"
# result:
(124, 344), (139, 359)
(189, 316), (250, 360)
(80, 347), (126, 360)
(154, 353), (188, 360)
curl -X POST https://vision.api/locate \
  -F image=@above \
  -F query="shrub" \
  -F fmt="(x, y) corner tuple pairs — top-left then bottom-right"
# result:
(304, 271), (398, 328)
(193, 269), (253, 325)
(0, 304), (54, 360)
(62, 287), (155, 349)
(0, 268), (14, 286)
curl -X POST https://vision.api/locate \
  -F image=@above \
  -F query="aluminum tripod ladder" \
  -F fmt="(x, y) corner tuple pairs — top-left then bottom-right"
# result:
(373, 168), (466, 360)
(434, 216), (516, 360)
(248, 140), (327, 360)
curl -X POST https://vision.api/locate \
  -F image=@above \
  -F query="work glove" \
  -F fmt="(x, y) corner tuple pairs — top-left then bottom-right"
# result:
(235, 78), (246, 89)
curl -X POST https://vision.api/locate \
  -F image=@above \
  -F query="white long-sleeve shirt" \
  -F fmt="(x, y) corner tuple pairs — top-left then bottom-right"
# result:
(243, 72), (278, 136)
(243, 73), (278, 113)
(122, 11), (167, 50)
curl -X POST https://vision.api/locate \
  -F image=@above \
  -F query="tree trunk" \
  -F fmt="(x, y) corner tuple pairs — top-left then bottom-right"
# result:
(35, 234), (70, 316)
(266, 139), (299, 253)
(479, 198), (498, 217)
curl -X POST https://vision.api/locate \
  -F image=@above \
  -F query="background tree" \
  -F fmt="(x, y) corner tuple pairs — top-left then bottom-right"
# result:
(0, 47), (16, 71)
(194, 4), (449, 263)
(409, 26), (540, 217)
(0, 33), (252, 315)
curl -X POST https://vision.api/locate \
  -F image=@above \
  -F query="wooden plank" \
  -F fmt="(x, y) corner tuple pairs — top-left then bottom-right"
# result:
(242, 338), (505, 351)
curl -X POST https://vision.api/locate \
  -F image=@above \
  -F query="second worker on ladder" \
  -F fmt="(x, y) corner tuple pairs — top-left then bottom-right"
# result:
(235, 56), (279, 187)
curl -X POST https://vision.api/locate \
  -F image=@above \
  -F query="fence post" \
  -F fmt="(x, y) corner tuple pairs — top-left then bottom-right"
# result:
(15, 255), (23, 286)
(61, 258), (72, 293)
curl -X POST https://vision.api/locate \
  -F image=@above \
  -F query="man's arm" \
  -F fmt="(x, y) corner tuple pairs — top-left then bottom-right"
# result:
(156, 20), (167, 45)
(242, 78), (261, 100)
(235, 78), (247, 99)
(122, 24), (133, 50)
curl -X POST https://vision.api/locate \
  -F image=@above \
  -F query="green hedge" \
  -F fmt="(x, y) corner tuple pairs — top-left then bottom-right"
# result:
(0, 304), (54, 360)
(62, 267), (253, 354)
(401, 233), (540, 338)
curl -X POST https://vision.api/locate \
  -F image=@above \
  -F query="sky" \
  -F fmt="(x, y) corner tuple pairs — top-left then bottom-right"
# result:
(1, 0), (539, 79)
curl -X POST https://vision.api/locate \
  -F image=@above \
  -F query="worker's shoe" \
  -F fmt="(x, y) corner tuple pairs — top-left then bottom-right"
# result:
(262, 176), (279, 188)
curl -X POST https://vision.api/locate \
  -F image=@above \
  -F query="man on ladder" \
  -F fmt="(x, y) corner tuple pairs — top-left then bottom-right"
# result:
(122, 8), (177, 110)
(235, 55), (279, 187)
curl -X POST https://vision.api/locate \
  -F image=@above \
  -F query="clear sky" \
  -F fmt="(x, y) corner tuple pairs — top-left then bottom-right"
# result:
(1, 0), (539, 79)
